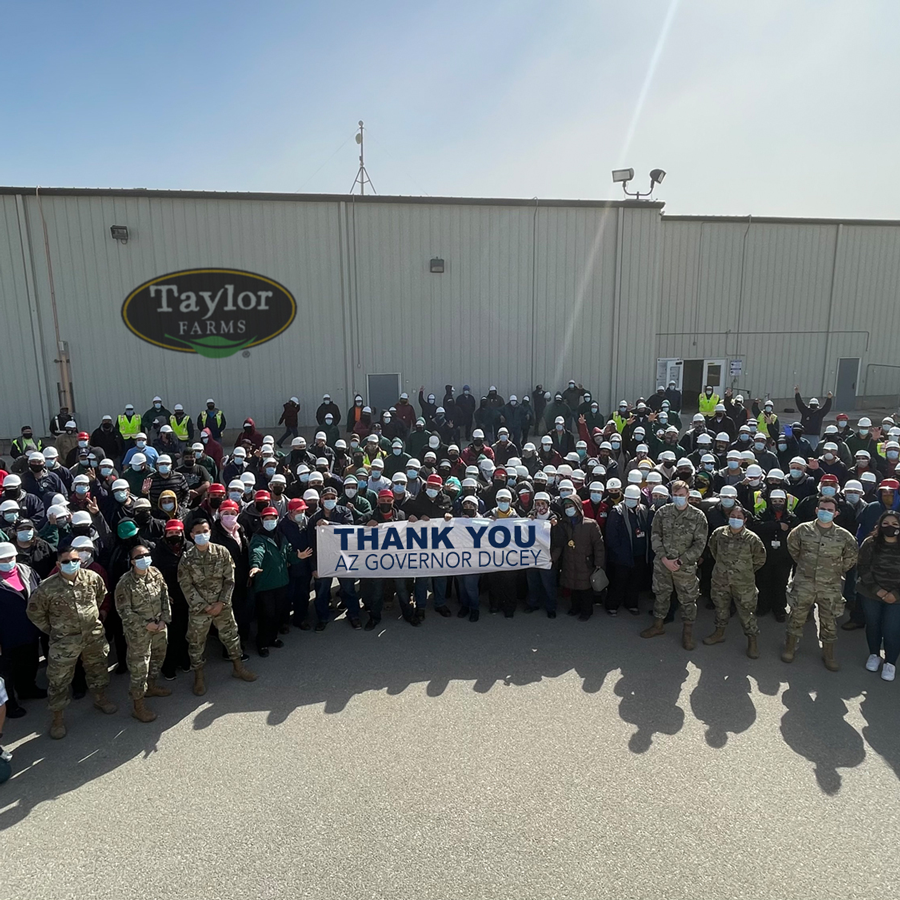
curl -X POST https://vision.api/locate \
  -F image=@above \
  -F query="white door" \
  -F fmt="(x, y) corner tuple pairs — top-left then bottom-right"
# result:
(702, 359), (727, 394)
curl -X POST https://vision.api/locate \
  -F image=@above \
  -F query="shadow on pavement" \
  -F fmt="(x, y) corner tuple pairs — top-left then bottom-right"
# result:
(0, 601), (894, 827)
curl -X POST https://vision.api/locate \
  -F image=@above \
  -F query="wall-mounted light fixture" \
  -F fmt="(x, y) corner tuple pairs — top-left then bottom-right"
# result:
(110, 225), (129, 244)
(429, 257), (445, 274)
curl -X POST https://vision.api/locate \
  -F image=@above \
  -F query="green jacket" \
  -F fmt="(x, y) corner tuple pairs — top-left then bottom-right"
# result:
(249, 531), (292, 591)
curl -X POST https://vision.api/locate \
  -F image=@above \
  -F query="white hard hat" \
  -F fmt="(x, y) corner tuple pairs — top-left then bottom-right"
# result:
(769, 490), (786, 500)
(716, 432), (730, 442)
(303, 489), (320, 501)
(627, 470), (643, 484)
(71, 535), (94, 550)
(240, 473), (256, 486)
(624, 485), (642, 500)
(72, 510), (92, 526)
(768, 469), (785, 480)
(720, 485), (738, 498)
(845, 479), (863, 492)
(858, 417), (872, 428)
(607, 478), (622, 490)
(496, 489), (512, 501)
(534, 491), (551, 503)
(746, 465), (763, 478)
(112, 479), (129, 491)
(651, 485), (669, 497)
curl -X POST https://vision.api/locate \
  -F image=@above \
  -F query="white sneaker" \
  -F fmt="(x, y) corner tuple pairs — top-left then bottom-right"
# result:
(866, 653), (882, 672)
(882, 663), (896, 682)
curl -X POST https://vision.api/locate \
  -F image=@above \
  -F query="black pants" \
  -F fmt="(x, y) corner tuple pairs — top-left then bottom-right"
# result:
(755, 558), (792, 616)
(256, 585), (288, 650)
(104, 603), (127, 669)
(162, 595), (190, 676)
(569, 588), (594, 617)
(488, 571), (518, 615)
(608, 559), (649, 611)
(288, 560), (313, 624)
(1, 641), (40, 695)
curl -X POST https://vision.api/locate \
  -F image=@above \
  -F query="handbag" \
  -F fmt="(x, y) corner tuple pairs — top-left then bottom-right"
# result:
(590, 565), (609, 592)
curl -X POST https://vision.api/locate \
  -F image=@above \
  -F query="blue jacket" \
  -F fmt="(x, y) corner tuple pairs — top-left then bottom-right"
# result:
(0, 563), (41, 648)
(606, 502), (653, 566)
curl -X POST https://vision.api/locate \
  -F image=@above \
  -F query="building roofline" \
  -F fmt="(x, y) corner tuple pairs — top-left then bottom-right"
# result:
(662, 213), (900, 227)
(0, 186), (663, 210)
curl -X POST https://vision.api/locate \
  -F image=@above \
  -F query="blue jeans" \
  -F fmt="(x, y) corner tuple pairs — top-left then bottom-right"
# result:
(362, 579), (414, 620)
(414, 577), (448, 609)
(526, 567), (557, 611)
(457, 574), (481, 610)
(314, 577), (360, 623)
(860, 595), (900, 665)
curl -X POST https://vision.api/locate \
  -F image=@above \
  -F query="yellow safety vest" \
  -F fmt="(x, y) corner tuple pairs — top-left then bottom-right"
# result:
(169, 415), (190, 442)
(699, 393), (720, 417)
(756, 490), (798, 516)
(199, 410), (224, 429)
(118, 414), (141, 439)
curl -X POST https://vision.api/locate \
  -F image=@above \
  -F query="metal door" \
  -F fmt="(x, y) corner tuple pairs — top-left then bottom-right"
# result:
(834, 358), (859, 413)
(702, 358), (727, 394)
(366, 373), (401, 418)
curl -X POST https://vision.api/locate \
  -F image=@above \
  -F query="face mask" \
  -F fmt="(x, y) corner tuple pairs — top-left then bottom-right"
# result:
(406, 469), (418, 480)
(727, 461), (739, 470)
(158, 465), (171, 475)
(78, 551), (93, 565)
(75, 485), (89, 495)
(860, 429), (870, 437)
(507, 477), (517, 486)
(2, 512), (17, 523)
(778, 443), (788, 452)
(114, 490), (128, 503)
(541, 442), (552, 451)
(882, 525), (900, 538)
(233, 459), (245, 469)
(136, 440), (147, 449)
(221, 515), (238, 528)
(824, 453), (835, 462)
(590, 492), (602, 503)
(161, 501), (176, 512)
(499, 434), (508, 443)
(29, 464), (44, 475)
(265, 467), (276, 477)
(748, 478), (761, 487)
(99, 466), (113, 477)
(611, 441), (621, 450)
(0, 560), (15, 572)
(498, 501), (510, 512)
(60, 560), (81, 575)
(56, 516), (70, 528)
(702, 463), (714, 473)
(132, 461), (145, 473)
(323, 499), (337, 511)
(718, 497), (736, 509)
(821, 486), (837, 497)
(559, 489), (574, 500)
(889, 451), (900, 461)
(344, 487), (358, 499)
(789, 469), (804, 480)
(425, 488), (439, 499)
(556, 424), (564, 432)
(228, 491), (243, 503)
(78, 440), (88, 448)
(728, 517), (744, 530)
(816, 510), (835, 524)
(134, 556), (152, 571)
(673, 496), (688, 509)
(753, 442), (765, 451)
(565, 506), (577, 517)
(135, 511), (152, 525)
(371, 470), (384, 480)
(392, 483), (405, 495)
(193, 532), (211, 545)
(378, 504), (393, 515)
(739, 434), (750, 443)
(46, 458), (58, 469)
(262, 519), (278, 531)
(846, 493), (862, 505)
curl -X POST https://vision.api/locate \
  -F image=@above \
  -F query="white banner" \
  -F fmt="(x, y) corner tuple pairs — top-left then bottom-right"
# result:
(315, 517), (552, 579)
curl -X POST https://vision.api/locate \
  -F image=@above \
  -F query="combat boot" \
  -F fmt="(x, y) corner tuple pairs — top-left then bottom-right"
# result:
(822, 642), (840, 672)
(703, 626), (727, 645)
(132, 698), (157, 723)
(92, 691), (117, 715)
(640, 618), (665, 638)
(682, 623), (695, 651)
(232, 659), (258, 682)
(145, 679), (172, 698)
(781, 634), (798, 663)
(49, 711), (67, 740)
(193, 668), (207, 696)
(746, 635), (759, 659)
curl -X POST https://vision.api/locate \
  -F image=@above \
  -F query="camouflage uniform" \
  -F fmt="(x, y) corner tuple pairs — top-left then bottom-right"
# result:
(786, 520), (858, 644)
(650, 503), (708, 622)
(177, 542), (241, 669)
(707, 526), (767, 635)
(115, 567), (172, 700)
(26, 569), (110, 711)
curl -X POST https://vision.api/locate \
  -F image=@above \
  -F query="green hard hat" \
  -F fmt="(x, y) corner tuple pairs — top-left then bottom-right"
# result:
(117, 520), (138, 539)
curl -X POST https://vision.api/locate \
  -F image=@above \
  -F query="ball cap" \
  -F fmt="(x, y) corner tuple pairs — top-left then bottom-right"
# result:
(378, 489), (393, 501)
(425, 474), (443, 488)
(164, 519), (184, 533)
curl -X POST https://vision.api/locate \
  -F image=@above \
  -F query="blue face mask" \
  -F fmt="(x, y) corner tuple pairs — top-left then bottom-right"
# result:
(60, 560), (81, 575)
(392, 483), (405, 494)
(778, 443), (788, 452)
(133, 556), (152, 571)
(720, 498), (735, 509)
(624, 497), (638, 509)
(703, 463), (715, 472)
(673, 496), (688, 509)
(565, 506), (578, 517)
(727, 460), (739, 470)
(817, 509), (835, 524)
(728, 517), (744, 530)
(498, 501), (510, 512)
(821, 486), (837, 497)
(0, 560), (15, 572)
(590, 492), (602, 503)
(323, 499), (337, 511)
(158, 465), (170, 475)
(265, 467), (276, 477)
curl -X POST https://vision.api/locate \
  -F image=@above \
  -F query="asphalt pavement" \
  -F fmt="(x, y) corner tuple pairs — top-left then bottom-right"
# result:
(1, 604), (897, 900)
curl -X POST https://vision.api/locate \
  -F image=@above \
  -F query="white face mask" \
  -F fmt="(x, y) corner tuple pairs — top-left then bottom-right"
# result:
(262, 519), (278, 531)
(344, 487), (358, 499)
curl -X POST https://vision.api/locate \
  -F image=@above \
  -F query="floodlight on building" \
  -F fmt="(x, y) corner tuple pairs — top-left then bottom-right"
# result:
(649, 168), (666, 186)
(429, 258), (445, 274)
(618, 168), (667, 200)
(110, 225), (129, 244)
(612, 168), (634, 184)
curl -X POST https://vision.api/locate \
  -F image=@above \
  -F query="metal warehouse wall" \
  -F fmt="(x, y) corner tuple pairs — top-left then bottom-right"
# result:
(0, 190), (662, 436)
(658, 216), (900, 404)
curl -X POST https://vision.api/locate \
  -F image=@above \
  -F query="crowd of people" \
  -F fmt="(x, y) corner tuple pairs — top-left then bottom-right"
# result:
(1, 378), (899, 777)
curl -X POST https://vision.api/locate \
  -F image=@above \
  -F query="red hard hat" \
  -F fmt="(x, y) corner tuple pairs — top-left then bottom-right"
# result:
(880, 478), (899, 491)
(78, 431), (89, 440)
(164, 519), (184, 533)
(261, 506), (279, 517)
(425, 474), (443, 488)
(287, 498), (307, 512)
(219, 499), (240, 513)
(378, 489), (393, 500)
(819, 474), (839, 485)
(208, 483), (226, 495)
(254, 490), (271, 501)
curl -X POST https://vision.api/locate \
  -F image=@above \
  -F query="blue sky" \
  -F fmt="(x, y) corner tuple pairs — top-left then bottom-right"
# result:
(1, 0), (897, 217)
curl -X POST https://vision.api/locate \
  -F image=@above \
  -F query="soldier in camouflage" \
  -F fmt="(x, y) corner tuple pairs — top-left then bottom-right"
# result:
(177, 519), (257, 696)
(782, 495), (858, 671)
(703, 506), (767, 658)
(641, 480), (709, 649)
(115, 544), (172, 722)
(26, 545), (117, 739)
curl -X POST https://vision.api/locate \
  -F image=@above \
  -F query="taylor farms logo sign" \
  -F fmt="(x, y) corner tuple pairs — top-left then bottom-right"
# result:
(122, 268), (296, 358)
